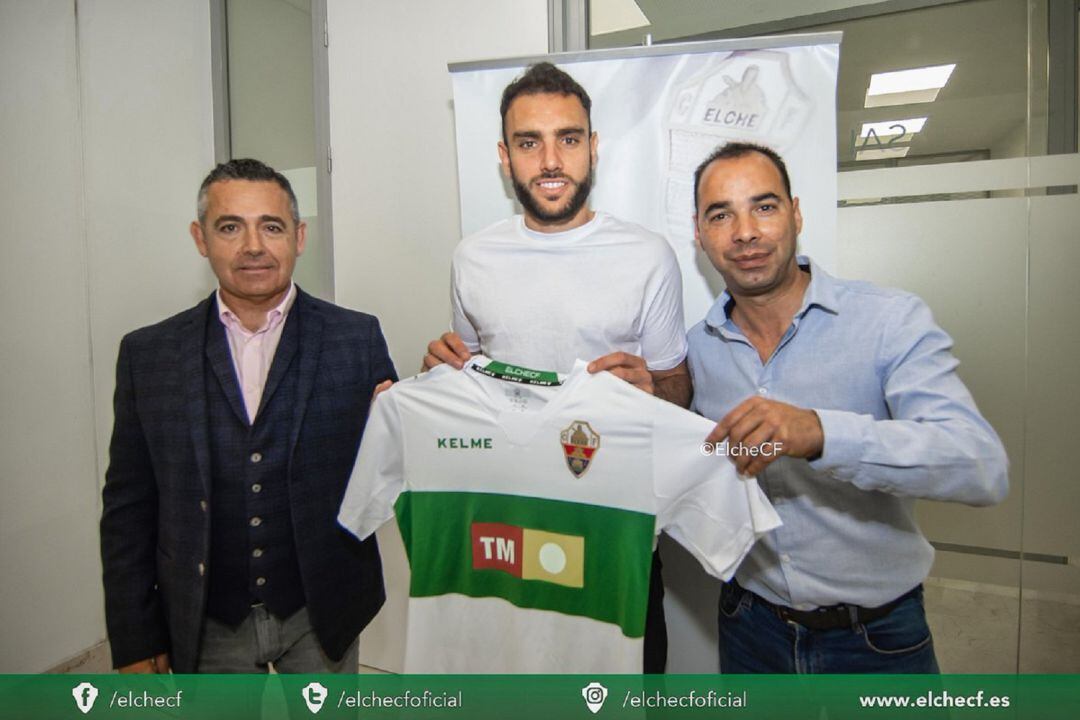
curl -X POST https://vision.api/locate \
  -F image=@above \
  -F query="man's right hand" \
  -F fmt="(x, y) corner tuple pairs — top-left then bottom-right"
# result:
(119, 653), (171, 674)
(372, 379), (394, 401)
(422, 332), (473, 371)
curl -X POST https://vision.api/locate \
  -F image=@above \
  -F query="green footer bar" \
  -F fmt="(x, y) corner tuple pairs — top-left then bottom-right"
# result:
(2, 674), (1077, 719)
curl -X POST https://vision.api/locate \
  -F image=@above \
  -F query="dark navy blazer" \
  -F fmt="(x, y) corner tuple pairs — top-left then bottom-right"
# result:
(100, 288), (395, 672)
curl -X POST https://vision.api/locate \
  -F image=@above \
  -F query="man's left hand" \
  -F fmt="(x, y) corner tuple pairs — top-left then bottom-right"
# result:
(706, 397), (824, 476)
(588, 352), (654, 395)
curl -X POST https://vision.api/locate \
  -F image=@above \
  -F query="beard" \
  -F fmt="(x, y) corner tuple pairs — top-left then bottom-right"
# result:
(512, 167), (594, 227)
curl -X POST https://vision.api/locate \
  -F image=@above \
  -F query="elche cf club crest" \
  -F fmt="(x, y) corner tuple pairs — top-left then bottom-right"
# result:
(560, 421), (600, 477)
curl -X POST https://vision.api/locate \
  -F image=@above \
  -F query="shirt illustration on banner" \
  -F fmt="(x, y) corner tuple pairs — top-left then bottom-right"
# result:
(338, 356), (781, 673)
(663, 50), (812, 243)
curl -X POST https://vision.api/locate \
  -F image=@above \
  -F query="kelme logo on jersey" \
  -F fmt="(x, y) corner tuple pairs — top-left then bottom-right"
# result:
(560, 420), (600, 478)
(471, 522), (584, 588)
(437, 437), (493, 449)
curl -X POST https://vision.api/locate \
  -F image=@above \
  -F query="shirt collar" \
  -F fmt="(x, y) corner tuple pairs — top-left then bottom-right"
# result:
(704, 255), (840, 331)
(217, 282), (297, 334)
(517, 210), (602, 244)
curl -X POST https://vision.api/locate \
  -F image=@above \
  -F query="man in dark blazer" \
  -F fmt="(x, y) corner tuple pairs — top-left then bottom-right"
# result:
(100, 158), (395, 673)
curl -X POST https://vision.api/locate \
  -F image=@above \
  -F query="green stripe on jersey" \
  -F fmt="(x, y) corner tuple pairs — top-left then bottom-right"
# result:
(394, 490), (656, 638)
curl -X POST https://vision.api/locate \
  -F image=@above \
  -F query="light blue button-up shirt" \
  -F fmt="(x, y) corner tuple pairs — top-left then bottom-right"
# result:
(688, 257), (1008, 609)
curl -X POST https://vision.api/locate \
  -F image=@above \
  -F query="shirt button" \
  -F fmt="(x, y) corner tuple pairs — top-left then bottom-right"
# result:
(757, 387), (767, 395)
(251, 483), (262, 494)
(780, 553), (792, 563)
(250, 517), (262, 527)
(250, 452), (263, 463)
(252, 548), (263, 559)
(255, 577), (266, 587)
(197, 562), (205, 576)
(199, 500), (208, 512)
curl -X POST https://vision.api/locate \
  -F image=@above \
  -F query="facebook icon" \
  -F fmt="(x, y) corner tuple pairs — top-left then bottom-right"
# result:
(71, 682), (99, 714)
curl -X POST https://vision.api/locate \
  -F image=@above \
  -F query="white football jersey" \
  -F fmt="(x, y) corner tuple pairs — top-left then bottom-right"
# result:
(339, 356), (780, 673)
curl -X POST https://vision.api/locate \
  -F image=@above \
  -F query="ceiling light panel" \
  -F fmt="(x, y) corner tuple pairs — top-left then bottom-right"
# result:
(864, 64), (956, 108)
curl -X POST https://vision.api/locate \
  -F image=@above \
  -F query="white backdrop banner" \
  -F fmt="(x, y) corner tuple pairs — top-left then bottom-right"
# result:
(449, 34), (841, 328)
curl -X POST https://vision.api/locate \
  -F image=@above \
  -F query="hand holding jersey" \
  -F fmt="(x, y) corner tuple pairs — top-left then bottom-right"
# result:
(705, 396), (826, 476)
(423, 331), (473, 371)
(339, 357), (779, 673)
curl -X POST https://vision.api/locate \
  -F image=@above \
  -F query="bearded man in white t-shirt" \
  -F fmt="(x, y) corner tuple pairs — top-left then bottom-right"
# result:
(420, 62), (691, 673)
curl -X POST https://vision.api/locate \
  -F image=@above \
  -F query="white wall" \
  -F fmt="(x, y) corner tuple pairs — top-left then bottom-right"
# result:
(327, 0), (548, 671)
(79, 0), (218, 483)
(0, 0), (100, 675)
(329, 0), (548, 378)
(0, 0), (214, 673)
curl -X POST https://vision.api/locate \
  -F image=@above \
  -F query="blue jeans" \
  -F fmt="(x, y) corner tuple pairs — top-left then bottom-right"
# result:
(718, 582), (940, 673)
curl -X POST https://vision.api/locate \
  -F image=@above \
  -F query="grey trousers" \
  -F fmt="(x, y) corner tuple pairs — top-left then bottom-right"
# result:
(196, 605), (359, 673)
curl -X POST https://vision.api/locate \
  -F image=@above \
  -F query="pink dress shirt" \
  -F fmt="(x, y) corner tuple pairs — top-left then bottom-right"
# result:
(216, 284), (297, 424)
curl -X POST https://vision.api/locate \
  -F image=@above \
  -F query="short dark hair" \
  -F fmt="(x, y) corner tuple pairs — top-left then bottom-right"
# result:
(500, 62), (592, 142)
(196, 158), (300, 225)
(693, 142), (793, 214)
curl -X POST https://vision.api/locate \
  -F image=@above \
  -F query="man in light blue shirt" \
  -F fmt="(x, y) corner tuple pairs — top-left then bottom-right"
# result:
(688, 142), (1008, 673)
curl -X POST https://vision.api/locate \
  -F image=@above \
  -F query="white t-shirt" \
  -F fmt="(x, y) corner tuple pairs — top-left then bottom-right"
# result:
(338, 356), (780, 673)
(451, 212), (688, 374)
